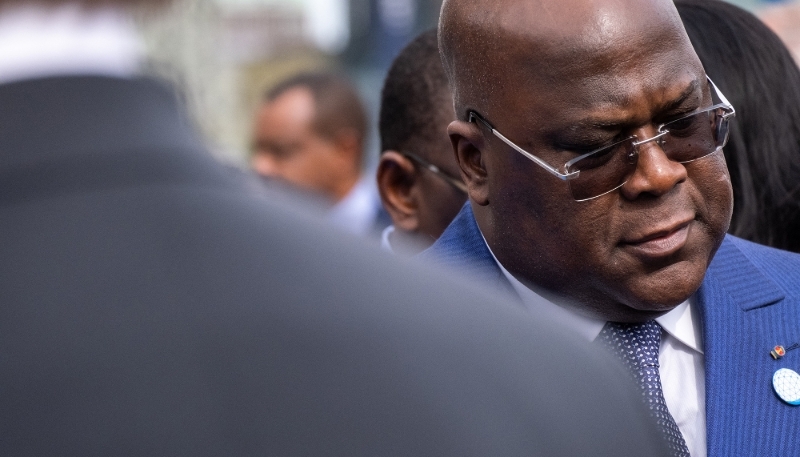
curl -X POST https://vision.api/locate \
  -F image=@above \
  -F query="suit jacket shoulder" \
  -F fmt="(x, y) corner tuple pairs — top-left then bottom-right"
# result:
(418, 203), (518, 301)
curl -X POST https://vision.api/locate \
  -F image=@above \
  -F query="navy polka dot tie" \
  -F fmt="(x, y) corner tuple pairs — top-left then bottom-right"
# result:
(598, 320), (691, 457)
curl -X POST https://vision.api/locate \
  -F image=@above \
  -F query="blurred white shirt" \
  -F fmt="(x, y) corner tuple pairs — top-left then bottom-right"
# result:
(381, 225), (395, 252)
(0, 2), (142, 85)
(328, 175), (383, 236)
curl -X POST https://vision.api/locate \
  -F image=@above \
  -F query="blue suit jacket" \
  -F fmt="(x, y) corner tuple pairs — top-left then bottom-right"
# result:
(421, 203), (800, 457)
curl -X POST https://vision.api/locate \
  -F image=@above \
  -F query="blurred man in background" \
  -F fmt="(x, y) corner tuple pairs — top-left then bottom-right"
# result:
(377, 29), (467, 254)
(251, 72), (388, 236)
(0, 0), (672, 455)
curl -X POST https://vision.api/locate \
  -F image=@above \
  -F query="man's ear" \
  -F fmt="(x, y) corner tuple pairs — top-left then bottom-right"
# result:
(448, 120), (489, 205)
(376, 151), (421, 232)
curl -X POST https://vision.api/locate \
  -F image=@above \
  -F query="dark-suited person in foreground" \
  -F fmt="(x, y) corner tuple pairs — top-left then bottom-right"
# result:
(423, 0), (800, 455)
(377, 29), (467, 254)
(0, 0), (671, 455)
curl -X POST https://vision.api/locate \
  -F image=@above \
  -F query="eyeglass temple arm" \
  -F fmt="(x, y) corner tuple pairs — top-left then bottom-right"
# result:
(707, 76), (735, 118)
(468, 112), (578, 181)
(403, 151), (469, 194)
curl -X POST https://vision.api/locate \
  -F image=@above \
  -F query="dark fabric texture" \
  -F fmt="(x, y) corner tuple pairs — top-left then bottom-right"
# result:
(0, 76), (670, 456)
(423, 201), (800, 457)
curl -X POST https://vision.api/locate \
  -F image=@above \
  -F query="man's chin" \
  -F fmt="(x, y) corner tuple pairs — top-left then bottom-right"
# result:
(615, 282), (700, 322)
(629, 253), (707, 300)
(583, 301), (675, 323)
(588, 272), (703, 322)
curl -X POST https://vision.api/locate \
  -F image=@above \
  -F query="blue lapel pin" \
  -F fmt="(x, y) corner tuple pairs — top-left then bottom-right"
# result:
(773, 368), (800, 405)
(771, 340), (800, 405)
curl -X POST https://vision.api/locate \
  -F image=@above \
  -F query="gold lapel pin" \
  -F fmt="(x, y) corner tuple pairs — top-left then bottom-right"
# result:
(771, 343), (799, 360)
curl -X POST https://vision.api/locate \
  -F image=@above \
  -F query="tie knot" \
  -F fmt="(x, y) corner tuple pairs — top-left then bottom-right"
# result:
(598, 320), (662, 368)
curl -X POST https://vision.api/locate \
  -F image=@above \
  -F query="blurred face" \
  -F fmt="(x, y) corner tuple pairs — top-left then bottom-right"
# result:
(453, 0), (733, 322)
(251, 87), (347, 201)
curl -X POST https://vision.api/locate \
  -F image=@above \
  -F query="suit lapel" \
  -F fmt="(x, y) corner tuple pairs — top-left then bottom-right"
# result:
(702, 237), (785, 312)
(697, 236), (797, 456)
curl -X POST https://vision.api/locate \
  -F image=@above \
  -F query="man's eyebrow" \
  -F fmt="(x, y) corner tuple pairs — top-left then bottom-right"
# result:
(658, 78), (702, 114)
(565, 79), (703, 133)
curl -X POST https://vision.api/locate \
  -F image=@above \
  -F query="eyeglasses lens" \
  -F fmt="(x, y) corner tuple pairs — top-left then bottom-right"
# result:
(566, 139), (638, 201)
(566, 107), (730, 201)
(658, 108), (727, 163)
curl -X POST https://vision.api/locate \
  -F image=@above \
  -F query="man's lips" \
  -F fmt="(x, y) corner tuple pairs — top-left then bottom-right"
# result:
(621, 218), (694, 258)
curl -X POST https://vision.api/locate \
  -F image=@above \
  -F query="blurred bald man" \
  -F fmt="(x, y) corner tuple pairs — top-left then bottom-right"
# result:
(252, 72), (389, 237)
(423, 0), (800, 455)
(0, 1), (673, 456)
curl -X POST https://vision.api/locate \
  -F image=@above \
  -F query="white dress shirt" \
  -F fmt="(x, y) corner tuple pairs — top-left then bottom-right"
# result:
(483, 238), (706, 457)
(328, 175), (383, 236)
(0, 3), (142, 85)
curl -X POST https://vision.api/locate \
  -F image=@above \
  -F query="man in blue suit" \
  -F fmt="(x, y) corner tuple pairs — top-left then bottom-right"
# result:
(426, 0), (800, 455)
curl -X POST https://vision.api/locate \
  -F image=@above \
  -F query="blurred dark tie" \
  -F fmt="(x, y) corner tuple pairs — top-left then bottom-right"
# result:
(598, 321), (691, 457)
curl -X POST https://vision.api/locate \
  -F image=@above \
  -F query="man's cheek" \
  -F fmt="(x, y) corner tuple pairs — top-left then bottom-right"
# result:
(700, 158), (734, 231)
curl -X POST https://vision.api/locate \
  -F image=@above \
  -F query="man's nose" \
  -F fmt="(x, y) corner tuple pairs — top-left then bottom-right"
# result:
(619, 130), (687, 200)
(251, 153), (281, 178)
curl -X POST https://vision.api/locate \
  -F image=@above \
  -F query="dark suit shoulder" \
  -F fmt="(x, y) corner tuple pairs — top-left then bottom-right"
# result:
(0, 76), (668, 457)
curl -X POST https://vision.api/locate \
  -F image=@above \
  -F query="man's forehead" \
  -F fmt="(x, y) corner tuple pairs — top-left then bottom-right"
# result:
(441, 0), (697, 114)
(264, 88), (315, 122)
(446, 0), (683, 48)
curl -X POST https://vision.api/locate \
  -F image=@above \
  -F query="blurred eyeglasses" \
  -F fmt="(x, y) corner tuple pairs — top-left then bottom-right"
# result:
(403, 152), (468, 194)
(468, 76), (736, 202)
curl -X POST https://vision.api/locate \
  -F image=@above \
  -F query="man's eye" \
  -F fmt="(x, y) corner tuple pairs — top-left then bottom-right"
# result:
(664, 112), (705, 138)
(669, 116), (694, 130)
(560, 141), (613, 154)
(256, 144), (295, 160)
(271, 146), (292, 159)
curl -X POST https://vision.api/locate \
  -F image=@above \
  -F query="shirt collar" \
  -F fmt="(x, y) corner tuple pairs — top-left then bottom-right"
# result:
(481, 233), (702, 353)
(656, 299), (703, 354)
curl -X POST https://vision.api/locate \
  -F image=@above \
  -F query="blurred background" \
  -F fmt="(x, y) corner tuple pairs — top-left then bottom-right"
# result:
(135, 0), (800, 170)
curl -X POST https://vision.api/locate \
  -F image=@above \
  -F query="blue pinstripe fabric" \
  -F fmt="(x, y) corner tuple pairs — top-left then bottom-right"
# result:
(422, 205), (800, 456)
(418, 203), (519, 303)
(700, 237), (800, 456)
